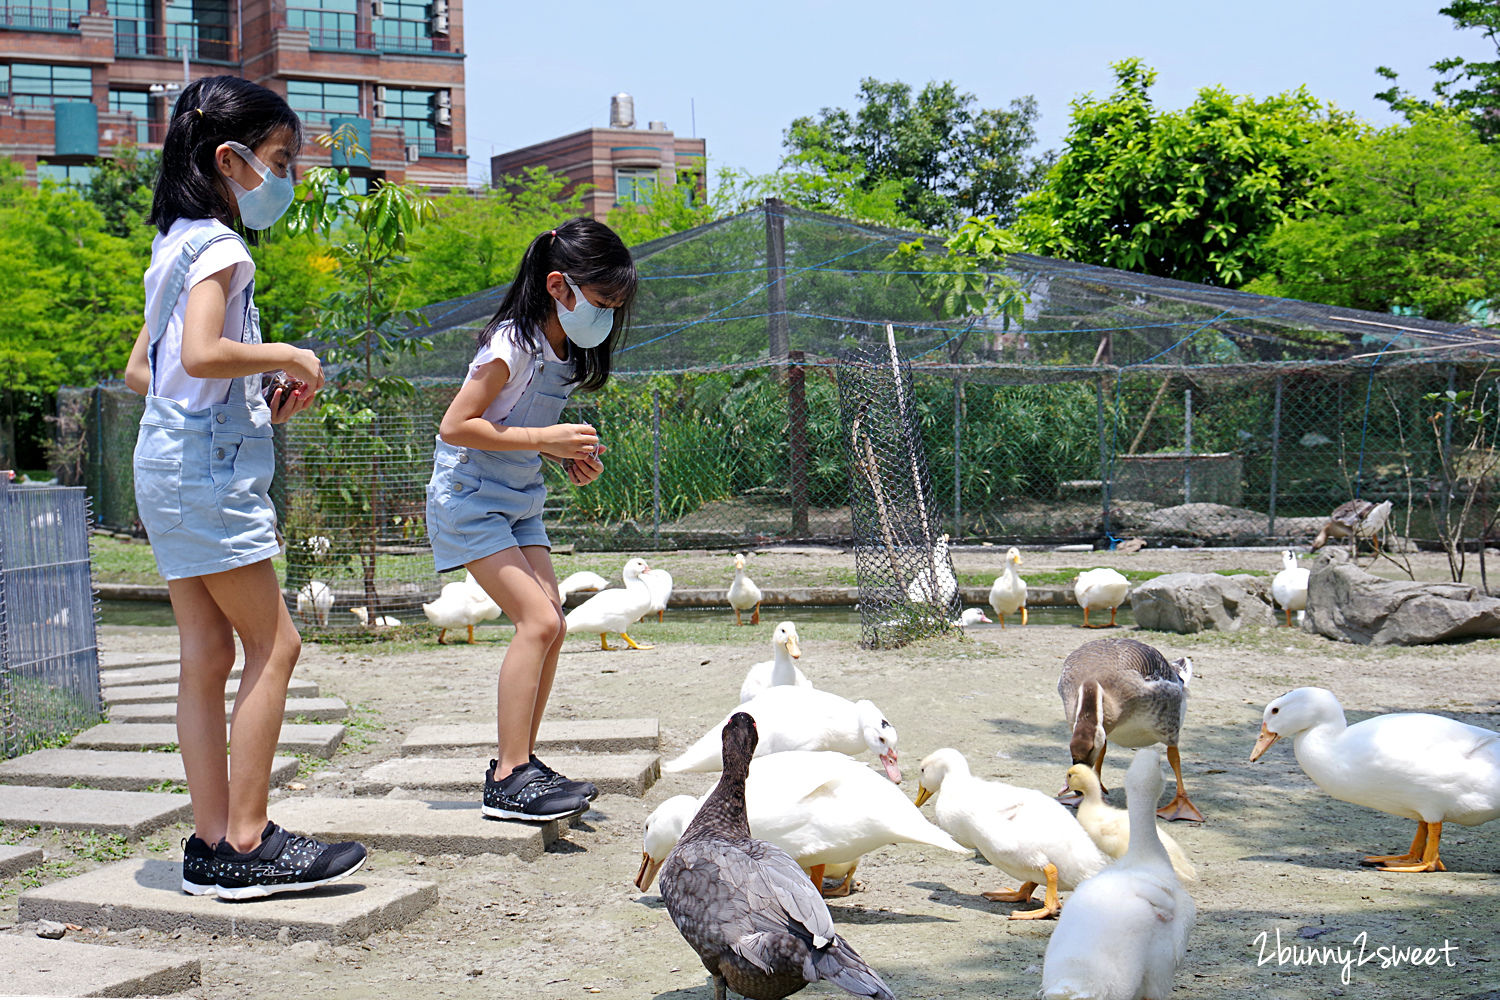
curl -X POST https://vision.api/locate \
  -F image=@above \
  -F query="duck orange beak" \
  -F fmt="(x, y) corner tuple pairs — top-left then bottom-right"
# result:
(634, 851), (663, 892)
(914, 784), (932, 808)
(787, 637), (801, 659)
(1250, 723), (1280, 762)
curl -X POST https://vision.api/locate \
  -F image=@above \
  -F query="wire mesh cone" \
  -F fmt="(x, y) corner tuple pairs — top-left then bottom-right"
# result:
(836, 338), (958, 649)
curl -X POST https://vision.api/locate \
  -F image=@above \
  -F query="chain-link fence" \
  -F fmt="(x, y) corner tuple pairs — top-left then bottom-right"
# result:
(0, 480), (103, 758)
(57, 202), (1497, 628)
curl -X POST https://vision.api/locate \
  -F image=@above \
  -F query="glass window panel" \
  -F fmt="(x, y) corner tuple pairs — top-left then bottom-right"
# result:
(8, 63), (92, 108)
(164, 0), (231, 60)
(108, 0), (155, 55)
(376, 0), (433, 51)
(1, 1), (87, 30)
(37, 162), (97, 187)
(615, 167), (658, 205)
(286, 79), (360, 125)
(286, 0), (359, 47)
(109, 88), (150, 143)
(380, 87), (437, 152)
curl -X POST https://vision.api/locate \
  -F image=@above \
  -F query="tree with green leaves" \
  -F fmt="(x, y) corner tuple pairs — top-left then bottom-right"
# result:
(782, 77), (1050, 230)
(1246, 110), (1500, 323)
(1013, 59), (1356, 287)
(84, 142), (159, 239)
(1377, 2), (1500, 141)
(606, 166), (715, 246)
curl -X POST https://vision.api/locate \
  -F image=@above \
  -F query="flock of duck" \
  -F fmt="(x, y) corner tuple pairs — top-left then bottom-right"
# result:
(616, 554), (1499, 1000)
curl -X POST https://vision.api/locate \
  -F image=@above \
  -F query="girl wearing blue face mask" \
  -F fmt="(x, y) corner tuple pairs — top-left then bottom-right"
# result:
(427, 218), (637, 822)
(124, 75), (367, 899)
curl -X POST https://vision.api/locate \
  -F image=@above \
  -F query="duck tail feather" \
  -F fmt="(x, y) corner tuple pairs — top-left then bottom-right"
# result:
(813, 938), (896, 1000)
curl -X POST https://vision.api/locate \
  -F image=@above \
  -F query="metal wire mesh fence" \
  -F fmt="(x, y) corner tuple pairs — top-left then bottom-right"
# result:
(56, 203), (1498, 629)
(0, 480), (103, 758)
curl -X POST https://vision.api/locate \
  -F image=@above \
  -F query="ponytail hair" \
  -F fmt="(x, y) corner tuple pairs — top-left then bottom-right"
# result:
(149, 75), (303, 242)
(480, 218), (637, 392)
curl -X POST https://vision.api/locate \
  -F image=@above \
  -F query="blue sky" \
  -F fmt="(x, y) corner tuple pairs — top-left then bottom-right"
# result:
(461, 1), (1495, 189)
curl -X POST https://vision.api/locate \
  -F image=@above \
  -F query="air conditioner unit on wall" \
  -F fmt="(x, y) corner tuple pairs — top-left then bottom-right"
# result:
(406, 144), (421, 161)
(372, 101), (386, 118)
(376, 85), (388, 102)
(372, 0), (384, 15)
(432, 105), (451, 126)
(432, 13), (449, 34)
(432, 0), (448, 14)
(435, 89), (451, 109)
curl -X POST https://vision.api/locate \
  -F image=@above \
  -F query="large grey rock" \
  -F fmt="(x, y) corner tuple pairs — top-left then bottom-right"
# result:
(1132, 572), (1275, 633)
(1114, 502), (1327, 546)
(1304, 548), (1500, 645)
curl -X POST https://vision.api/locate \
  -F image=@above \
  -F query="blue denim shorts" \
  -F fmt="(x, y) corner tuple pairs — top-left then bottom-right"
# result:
(133, 395), (280, 581)
(426, 438), (550, 573)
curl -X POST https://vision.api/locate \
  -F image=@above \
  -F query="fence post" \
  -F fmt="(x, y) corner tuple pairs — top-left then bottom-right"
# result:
(1441, 365), (1456, 531)
(1097, 376), (1111, 543)
(787, 351), (809, 536)
(1183, 387), (1193, 504)
(764, 198), (789, 361)
(651, 388), (662, 546)
(1267, 376), (1283, 538)
(953, 376), (963, 533)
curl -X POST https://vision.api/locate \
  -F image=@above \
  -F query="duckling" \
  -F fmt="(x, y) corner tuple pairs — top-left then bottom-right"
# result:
(1059, 636), (1203, 822)
(988, 546), (1028, 627)
(296, 579), (333, 627)
(1270, 549), (1309, 627)
(728, 552), (762, 626)
(1074, 567), (1130, 628)
(1065, 764), (1196, 881)
(917, 748), (1107, 919)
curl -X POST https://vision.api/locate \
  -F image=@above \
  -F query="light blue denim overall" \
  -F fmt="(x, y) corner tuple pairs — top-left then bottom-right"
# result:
(132, 232), (279, 581)
(426, 341), (577, 573)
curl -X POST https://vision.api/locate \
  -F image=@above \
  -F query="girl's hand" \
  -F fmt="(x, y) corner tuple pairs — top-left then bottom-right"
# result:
(267, 384), (318, 424)
(566, 447), (605, 486)
(538, 423), (599, 461)
(281, 347), (325, 393)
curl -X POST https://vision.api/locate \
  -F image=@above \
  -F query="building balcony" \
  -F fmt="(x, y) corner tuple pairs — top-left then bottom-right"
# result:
(0, 5), (83, 32)
(111, 20), (237, 63)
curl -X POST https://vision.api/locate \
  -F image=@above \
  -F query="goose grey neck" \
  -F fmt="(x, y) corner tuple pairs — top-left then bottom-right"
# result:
(680, 751), (751, 844)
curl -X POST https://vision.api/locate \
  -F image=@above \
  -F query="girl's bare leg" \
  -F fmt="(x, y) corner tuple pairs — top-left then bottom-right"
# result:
(199, 559), (301, 852)
(466, 547), (565, 777)
(167, 576), (237, 846)
(519, 545), (566, 750)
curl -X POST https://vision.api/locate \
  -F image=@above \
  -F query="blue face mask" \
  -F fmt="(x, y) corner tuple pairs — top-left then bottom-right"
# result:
(556, 278), (616, 349)
(223, 140), (294, 231)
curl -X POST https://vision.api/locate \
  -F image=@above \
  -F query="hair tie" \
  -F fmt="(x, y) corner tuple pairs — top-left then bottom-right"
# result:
(550, 230), (557, 238)
(195, 108), (203, 118)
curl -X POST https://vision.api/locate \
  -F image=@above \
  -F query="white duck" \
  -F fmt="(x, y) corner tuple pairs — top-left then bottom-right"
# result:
(738, 621), (810, 703)
(296, 579), (333, 627)
(988, 546), (1028, 627)
(665, 686), (901, 783)
(905, 532), (958, 609)
(1250, 686), (1500, 872)
(463, 570), (501, 620)
(558, 570), (610, 601)
(1074, 567), (1131, 628)
(350, 606), (400, 628)
(636, 751), (968, 898)
(564, 557), (655, 650)
(422, 579), (500, 644)
(1042, 749), (1196, 1000)
(954, 607), (992, 629)
(641, 566), (673, 623)
(1064, 764), (1196, 881)
(916, 748), (1107, 919)
(1270, 549), (1310, 627)
(727, 553), (762, 625)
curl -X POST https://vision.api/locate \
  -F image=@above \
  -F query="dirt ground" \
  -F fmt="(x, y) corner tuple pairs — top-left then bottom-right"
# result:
(6, 545), (1500, 1000)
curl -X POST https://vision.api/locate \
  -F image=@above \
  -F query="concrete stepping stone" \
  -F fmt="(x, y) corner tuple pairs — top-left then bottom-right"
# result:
(103, 676), (319, 705)
(19, 858), (437, 944)
(0, 935), (200, 997)
(0, 749), (298, 792)
(401, 718), (659, 757)
(360, 753), (660, 798)
(0, 844), (43, 877)
(69, 722), (345, 758)
(101, 662), (239, 688)
(99, 651), (180, 670)
(268, 796), (575, 860)
(0, 786), (191, 838)
(110, 696), (348, 725)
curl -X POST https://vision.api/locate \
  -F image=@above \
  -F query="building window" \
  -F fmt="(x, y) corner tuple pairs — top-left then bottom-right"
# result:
(164, 0), (232, 61)
(109, 88), (150, 144)
(376, 0), (435, 52)
(4, 63), (91, 108)
(380, 87), (437, 153)
(615, 167), (659, 205)
(286, 0), (360, 49)
(37, 161), (97, 187)
(1, 1), (87, 30)
(107, 0), (155, 56)
(286, 79), (360, 126)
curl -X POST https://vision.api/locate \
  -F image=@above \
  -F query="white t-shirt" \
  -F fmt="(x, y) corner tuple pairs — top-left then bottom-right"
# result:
(467, 321), (567, 423)
(142, 217), (257, 410)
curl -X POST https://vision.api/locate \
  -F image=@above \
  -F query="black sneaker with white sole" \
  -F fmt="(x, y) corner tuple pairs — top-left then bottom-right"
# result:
(482, 760), (589, 821)
(211, 822), (367, 900)
(181, 834), (218, 896)
(530, 753), (598, 801)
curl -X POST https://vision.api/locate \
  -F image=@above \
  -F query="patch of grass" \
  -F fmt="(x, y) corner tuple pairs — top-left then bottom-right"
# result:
(0, 824), (42, 845)
(71, 830), (131, 863)
(143, 779), (189, 794)
(91, 534), (289, 585)
(1, 859), (77, 899)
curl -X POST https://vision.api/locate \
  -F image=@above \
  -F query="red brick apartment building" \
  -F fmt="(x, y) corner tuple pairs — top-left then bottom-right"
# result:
(0, 0), (467, 191)
(490, 93), (706, 221)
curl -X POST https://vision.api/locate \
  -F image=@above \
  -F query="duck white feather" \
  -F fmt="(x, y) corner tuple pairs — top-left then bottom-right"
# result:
(1042, 748), (1195, 999)
(665, 686), (901, 783)
(916, 748), (1107, 919)
(727, 553), (762, 625)
(988, 547), (1028, 627)
(1074, 567), (1130, 628)
(739, 621), (810, 702)
(1251, 686), (1500, 871)
(1270, 549), (1309, 627)
(905, 533), (958, 608)
(954, 607), (992, 629)
(350, 606), (401, 628)
(422, 578), (500, 644)
(1065, 764), (1196, 880)
(564, 557), (655, 650)
(636, 751), (967, 894)
(296, 579), (333, 627)
(558, 570), (610, 600)
(641, 567), (673, 623)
